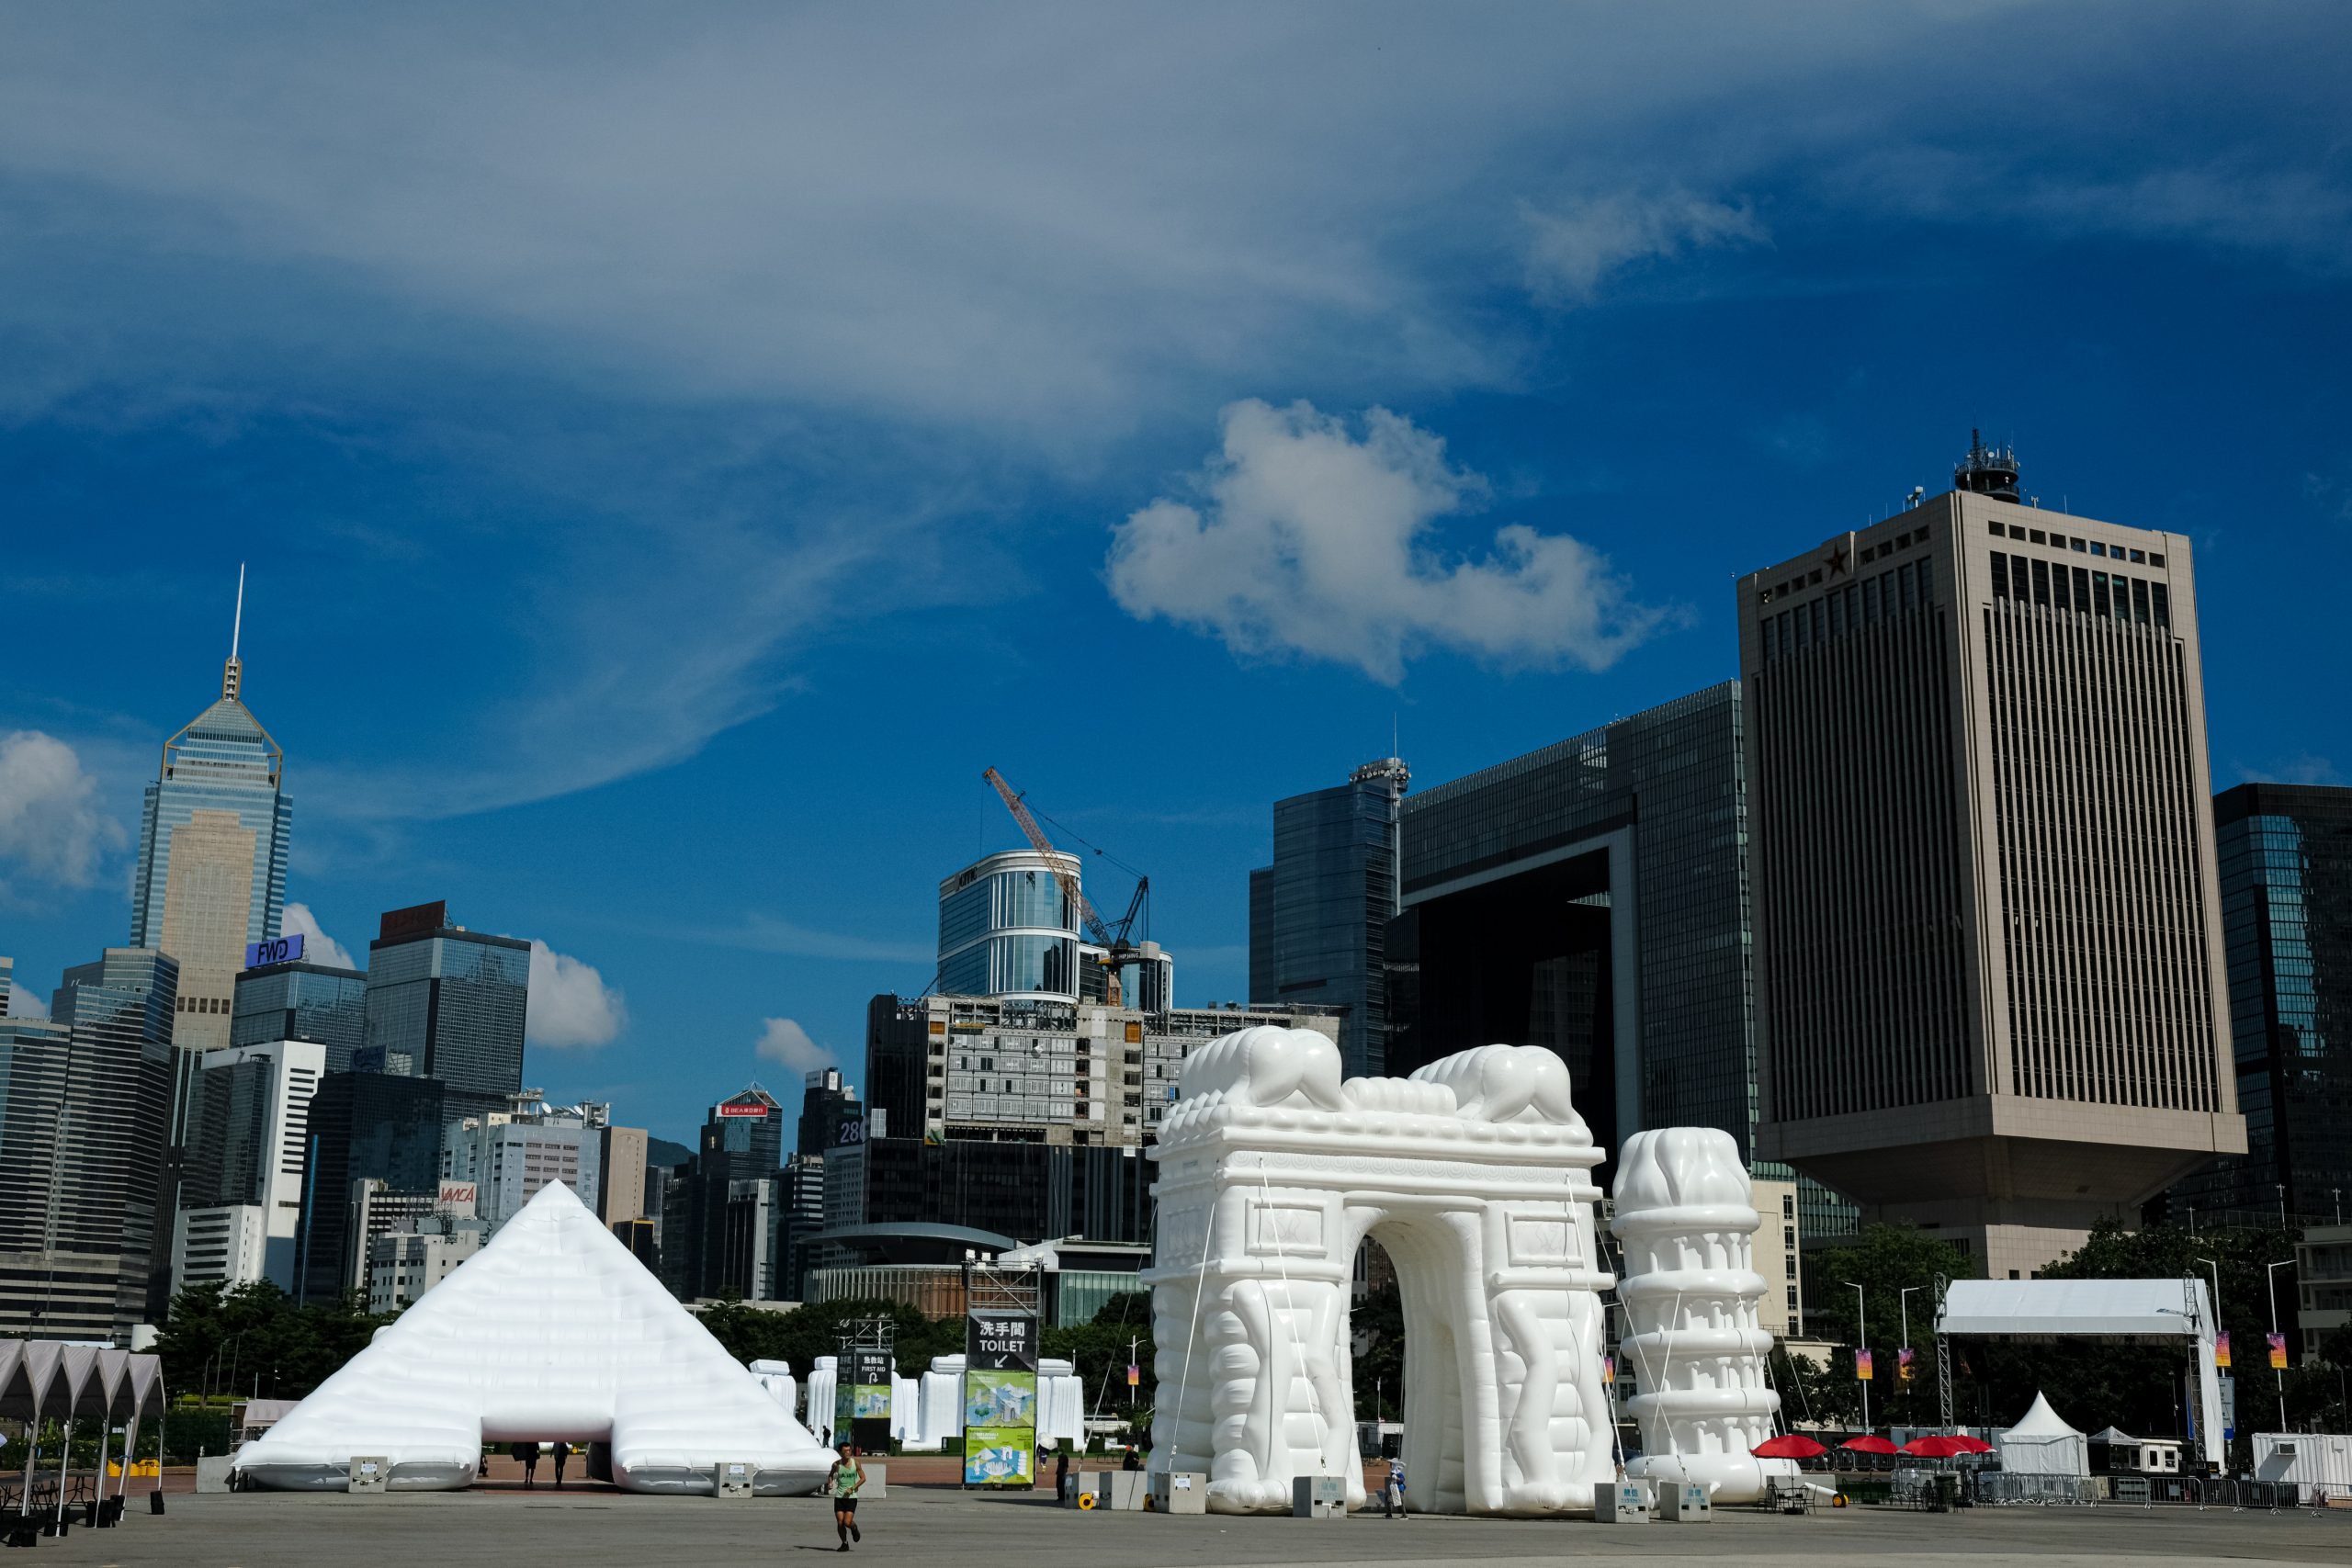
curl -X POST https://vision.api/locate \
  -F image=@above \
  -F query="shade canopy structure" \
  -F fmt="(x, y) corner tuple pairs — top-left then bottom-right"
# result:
(1750, 1434), (1826, 1459)
(1937, 1278), (2221, 1466)
(1903, 1434), (1987, 1458)
(1996, 1392), (2088, 1477)
(236, 1182), (831, 1494)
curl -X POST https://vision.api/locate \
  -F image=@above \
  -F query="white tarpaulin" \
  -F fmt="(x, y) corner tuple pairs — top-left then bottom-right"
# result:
(1996, 1391), (2087, 1477)
(1938, 1278), (2222, 1467)
(236, 1182), (831, 1493)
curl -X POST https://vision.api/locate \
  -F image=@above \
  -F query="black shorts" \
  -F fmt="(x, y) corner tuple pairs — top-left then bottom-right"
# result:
(833, 1497), (858, 1514)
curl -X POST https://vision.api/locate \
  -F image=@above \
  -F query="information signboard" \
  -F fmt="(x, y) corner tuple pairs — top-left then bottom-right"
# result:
(838, 1348), (893, 1453)
(244, 932), (305, 969)
(965, 1312), (1037, 1487)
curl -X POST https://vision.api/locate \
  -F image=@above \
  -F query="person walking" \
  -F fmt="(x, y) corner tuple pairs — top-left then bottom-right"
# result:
(1383, 1454), (1408, 1519)
(551, 1442), (568, 1488)
(1053, 1447), (1069, 1502)
(512, 1440), (538, 1489)
(825, 1442), (865, 1551)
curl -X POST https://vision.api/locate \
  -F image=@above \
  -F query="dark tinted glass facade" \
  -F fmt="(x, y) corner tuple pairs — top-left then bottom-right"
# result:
(293, 1070), (447, 1303)
(362, 923), (528, 1121)
(1248, 761), (1408, 1077)
(0, 949), (177, 1335)
(857, 1137), (1149, 1245)
(2163, 784), (2352, 1224)
(232, 961), (368, 1066)
(1398, 684), (1762, 1164)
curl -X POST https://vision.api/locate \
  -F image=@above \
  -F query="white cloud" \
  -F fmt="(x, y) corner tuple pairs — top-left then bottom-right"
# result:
(1521, 191), (1767, 305)
(280, 902), (356, 969)
(1107, 399), (1667, 684)
(525, 940), (628, 1048)
(0, 730), (125, 891)
(754, 1017), (831, 1076)
(6, 982), (48, 1020)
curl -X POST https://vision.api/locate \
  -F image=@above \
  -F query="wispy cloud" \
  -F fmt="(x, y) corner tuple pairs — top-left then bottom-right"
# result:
(754, 1016), (831, 1076)
(1108, 400), (1668, 684)
(281, 902), (356, 969)
(699, 913), (933, 966)
(524, 939), (629, 1049)
(1521, 191), (1767, 306)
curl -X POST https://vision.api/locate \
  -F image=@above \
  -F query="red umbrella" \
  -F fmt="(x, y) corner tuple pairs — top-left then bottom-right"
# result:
(1902, 1435), (1976, 1458)
(1751, 1434), (1827, 1459)
(1839, 1435), (1899, 1454)
(1948, 1435), (1994, 1454)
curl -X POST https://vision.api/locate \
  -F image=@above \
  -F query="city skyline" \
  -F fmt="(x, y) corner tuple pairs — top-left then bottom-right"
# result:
(5, 6), (2350, 1146)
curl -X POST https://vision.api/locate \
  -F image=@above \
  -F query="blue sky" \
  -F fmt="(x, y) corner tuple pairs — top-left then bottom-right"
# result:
(3, 4), (2347, 1145)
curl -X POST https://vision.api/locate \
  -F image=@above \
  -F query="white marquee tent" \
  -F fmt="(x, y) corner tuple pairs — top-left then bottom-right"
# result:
(237, 1182), (831, 1493)
(1938, 1278), (2222, 1465)
(1996, 1392), (2088, 1477)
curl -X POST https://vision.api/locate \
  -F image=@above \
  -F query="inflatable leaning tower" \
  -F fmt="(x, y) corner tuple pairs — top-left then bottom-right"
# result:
(1608, 1127), (1791, 1503)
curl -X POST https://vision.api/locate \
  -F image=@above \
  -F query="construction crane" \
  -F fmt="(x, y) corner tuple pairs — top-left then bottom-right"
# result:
(981, 767), (1150, 967)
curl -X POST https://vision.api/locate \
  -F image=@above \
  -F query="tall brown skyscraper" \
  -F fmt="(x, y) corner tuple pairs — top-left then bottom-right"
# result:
(1739, 438), (2245, 1279)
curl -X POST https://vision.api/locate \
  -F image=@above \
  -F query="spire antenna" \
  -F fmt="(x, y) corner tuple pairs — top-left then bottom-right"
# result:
(222, 564), (247, 702)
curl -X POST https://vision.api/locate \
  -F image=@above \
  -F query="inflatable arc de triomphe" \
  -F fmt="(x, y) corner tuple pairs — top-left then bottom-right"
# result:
(1145, 1027), (1789, 1516)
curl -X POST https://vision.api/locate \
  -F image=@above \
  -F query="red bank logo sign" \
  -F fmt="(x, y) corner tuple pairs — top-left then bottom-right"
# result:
(717, 1101), (769, 1119)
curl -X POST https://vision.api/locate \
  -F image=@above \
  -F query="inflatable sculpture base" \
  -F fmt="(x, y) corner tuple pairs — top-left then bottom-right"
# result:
(1146, 1032), (1616, 1516)
(1611, 1127), (1792, 1506)
(235, 1182), (831, 1494)
(1145, 1027), (1792, 1517)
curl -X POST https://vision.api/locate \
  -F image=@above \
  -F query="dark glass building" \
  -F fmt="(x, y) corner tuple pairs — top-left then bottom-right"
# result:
(293, 1070), (447, 1303)
(0, 949), (178, 1337)
(360, 900), (529, 1122)
(1248, 758), (1410, 1077)
(2163, 784), (2352, 1225)
(1395, 684), (1756, 1168)
(232, 959), (368, 1067)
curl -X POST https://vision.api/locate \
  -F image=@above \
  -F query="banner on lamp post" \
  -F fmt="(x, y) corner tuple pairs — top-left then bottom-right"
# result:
(2267, 1332), (2288, 1371)
(1854, 1348), (1873, 1382)
(2215, 1331), (2231, 1369)
(1896, 1348), (1915, 1382)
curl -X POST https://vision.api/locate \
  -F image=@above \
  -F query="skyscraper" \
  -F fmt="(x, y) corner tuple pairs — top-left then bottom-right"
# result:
(2163, 784), (2352, 1224)
(174, 1037), (325, 1291)
(0, 949), (178, 1337)
(1248, 757), (1409, 1078)
(130, 571), (293, 1054)
(936, 850), (1083, 1000)
(360, 900), (530, 1122)
(232, 952), (368, 1068)
(1391, 691), (1754, 1168)
(1740, 439), (2245, 1278)
(293, 1070), (447, 1303)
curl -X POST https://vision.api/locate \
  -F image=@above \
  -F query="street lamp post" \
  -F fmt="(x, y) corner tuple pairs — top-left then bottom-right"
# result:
(2266, 1259), (2293, 1433)
(1842, 1280), (1871, 1434)
(1898, 1286), (1920, 1422)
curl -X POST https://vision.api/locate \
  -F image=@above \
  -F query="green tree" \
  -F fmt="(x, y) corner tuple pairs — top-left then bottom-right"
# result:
(1804, 1224), (1979, 1428)
(156, 1280), (396, 1404)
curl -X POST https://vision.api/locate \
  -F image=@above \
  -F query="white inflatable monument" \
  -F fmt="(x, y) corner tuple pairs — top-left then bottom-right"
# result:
(1146, 1030), (1617, 1516)
(1146, 1027), (1790, 1516)
(1609, 1127), (1789, 1504)
(237, 1182), (831, 1494)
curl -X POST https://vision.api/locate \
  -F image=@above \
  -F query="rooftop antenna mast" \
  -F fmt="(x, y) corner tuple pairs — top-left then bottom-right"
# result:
(223, 563), (247, 701)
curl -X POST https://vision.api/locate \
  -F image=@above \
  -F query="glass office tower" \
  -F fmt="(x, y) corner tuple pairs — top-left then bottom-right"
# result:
(1248, 758), (1410, 1078)
(360, 901), (530, 1122)
(2162, 784), (2352, 1225)
(1396, 686), (1755, 1161)
(232, 959), (369, 1068)
(936, 851), (1083, 1000)
(130, 646), (293, 1053)
(0, 949), (179, 1335)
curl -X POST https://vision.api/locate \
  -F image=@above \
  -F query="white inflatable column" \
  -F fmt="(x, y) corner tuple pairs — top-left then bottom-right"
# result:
(1609, 1128), (1787, 1504)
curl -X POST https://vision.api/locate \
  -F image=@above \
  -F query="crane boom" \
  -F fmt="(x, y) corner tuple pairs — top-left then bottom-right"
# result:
(982, 767), (1114, 945)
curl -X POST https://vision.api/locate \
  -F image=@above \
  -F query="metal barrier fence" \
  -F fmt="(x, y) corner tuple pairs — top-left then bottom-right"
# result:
(1969, 1472), (2099, 1506)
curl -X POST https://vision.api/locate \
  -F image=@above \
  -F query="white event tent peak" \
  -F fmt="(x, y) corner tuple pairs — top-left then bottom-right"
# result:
(1995, 1391), (2088, 1477)
(237, 1181), (831, 1494)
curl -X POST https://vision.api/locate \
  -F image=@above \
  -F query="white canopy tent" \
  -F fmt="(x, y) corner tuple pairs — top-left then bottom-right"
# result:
(1937, 1278), (2221, 1466)
(0, 1341), (164, 1517)
(1996, 1391), (2087, 1477)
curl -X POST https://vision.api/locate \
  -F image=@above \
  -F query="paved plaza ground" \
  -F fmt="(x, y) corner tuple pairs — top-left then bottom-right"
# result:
(40, 1483), (2351, 1568)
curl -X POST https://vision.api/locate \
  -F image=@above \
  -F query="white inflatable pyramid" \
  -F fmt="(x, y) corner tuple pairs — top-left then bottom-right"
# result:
(237, 1181), (831, 1494)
